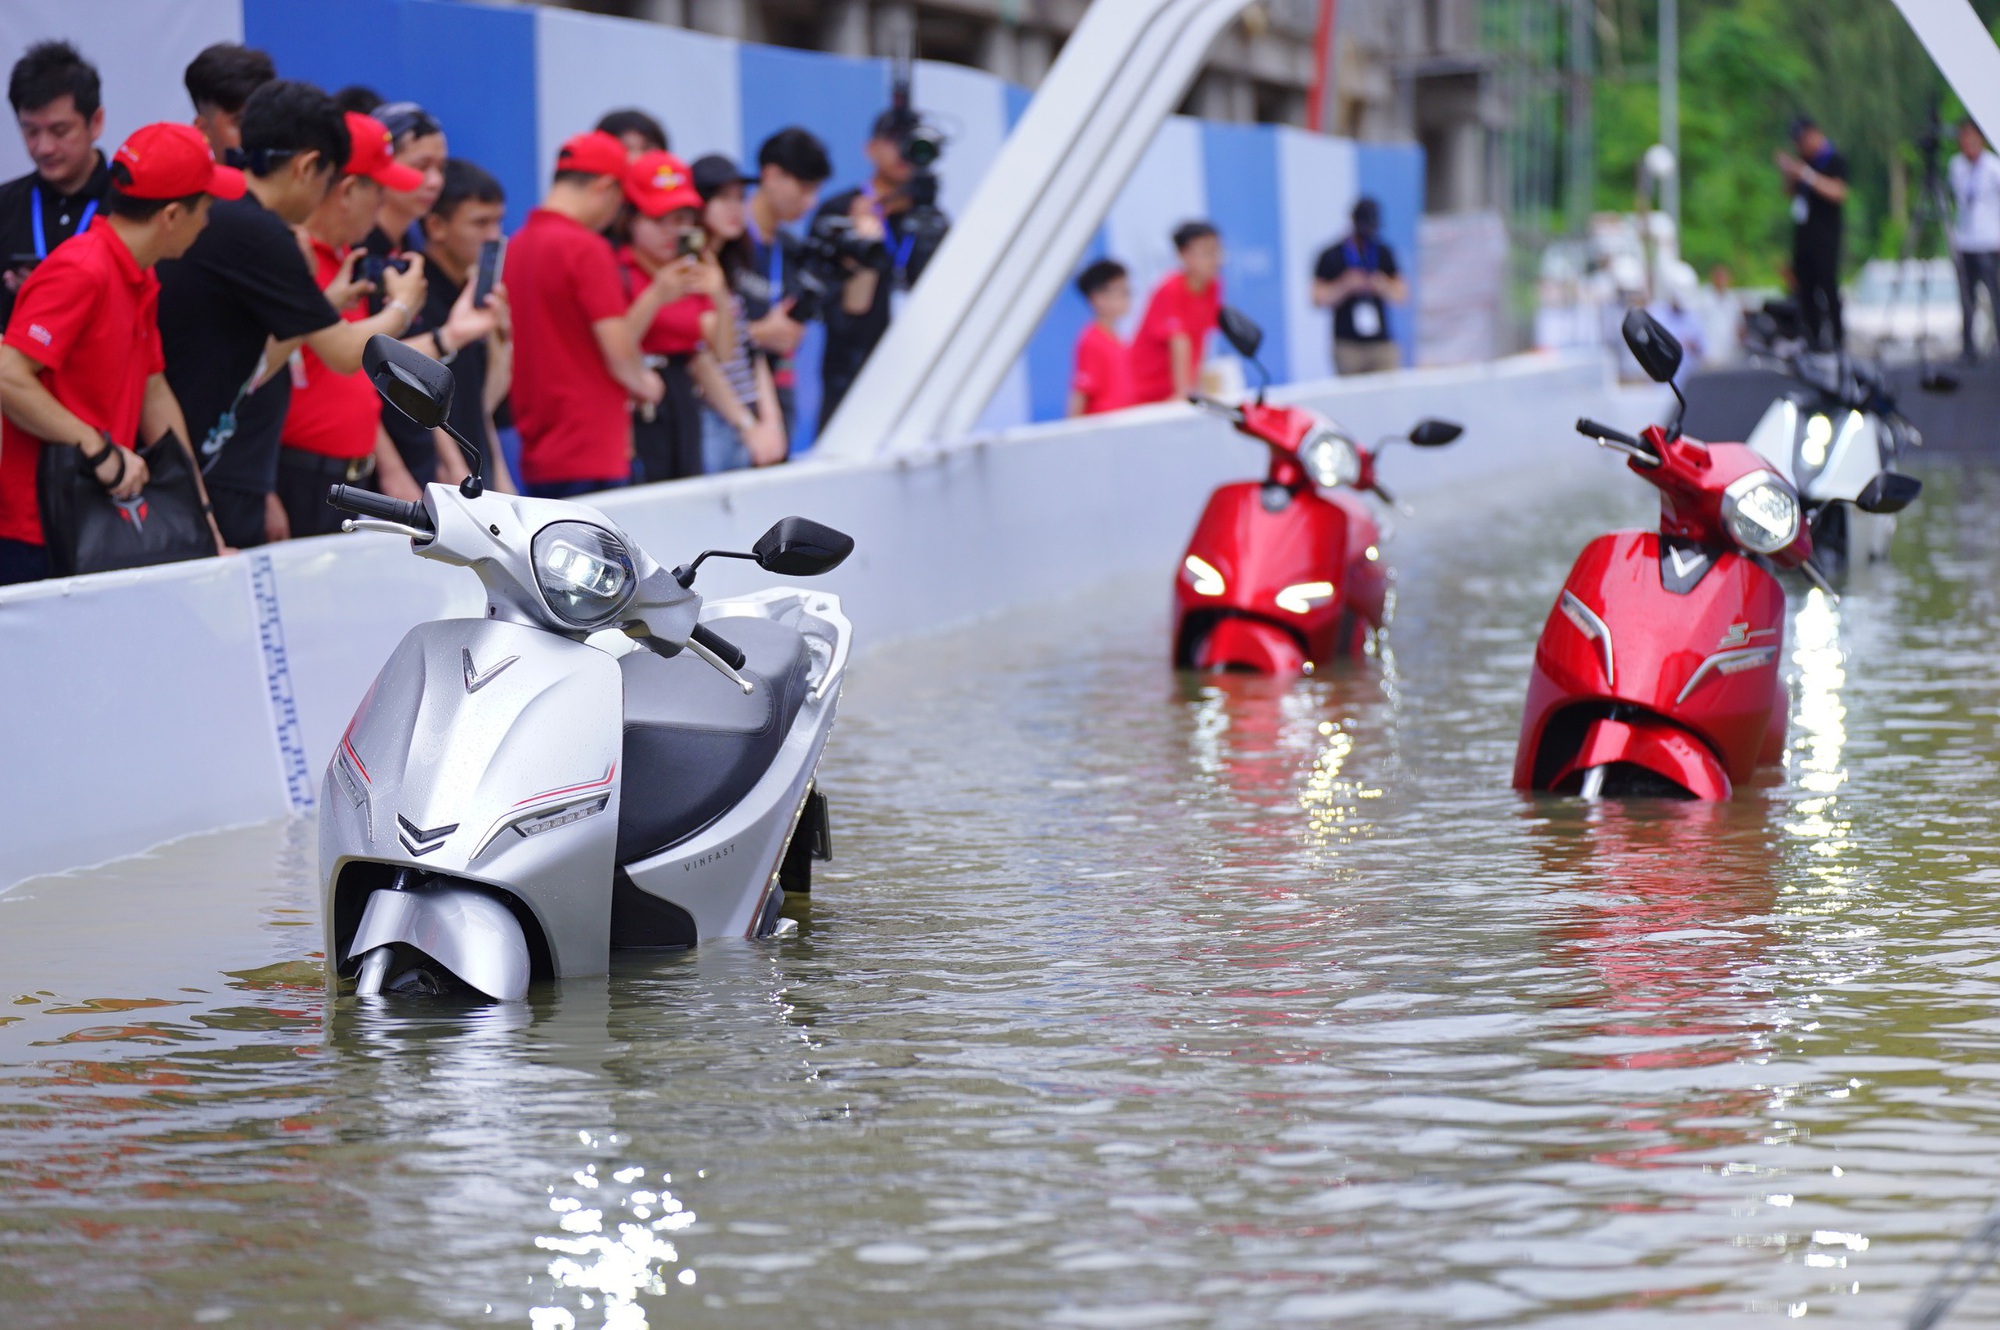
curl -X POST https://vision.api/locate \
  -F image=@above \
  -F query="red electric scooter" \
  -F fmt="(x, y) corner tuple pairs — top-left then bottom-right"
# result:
(1174, 307), (1462, 674)
(1515, 308), (1918, 800)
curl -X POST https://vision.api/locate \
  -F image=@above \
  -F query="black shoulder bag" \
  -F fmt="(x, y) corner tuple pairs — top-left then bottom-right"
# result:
(38, 431), (218, 577)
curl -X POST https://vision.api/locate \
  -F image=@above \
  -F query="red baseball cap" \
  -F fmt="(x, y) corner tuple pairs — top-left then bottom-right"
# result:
(342, 112), (425, 191)
(625, 150), (702, 218)
(112, 122), (245, 201)
(557, 130), (629, 179)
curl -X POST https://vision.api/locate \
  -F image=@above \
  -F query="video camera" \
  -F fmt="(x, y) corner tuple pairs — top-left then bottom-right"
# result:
(881, 62), (948, 242)
(789, 214), (886, 322)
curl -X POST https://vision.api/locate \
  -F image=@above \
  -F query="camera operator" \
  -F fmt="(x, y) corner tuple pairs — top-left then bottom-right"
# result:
(1, 42), (110, 333)
(812, 107), (950, 429)
(740, 127), (830, 433)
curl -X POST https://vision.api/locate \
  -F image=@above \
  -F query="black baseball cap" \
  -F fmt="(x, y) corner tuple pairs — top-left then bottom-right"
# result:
(691, 153), (750, 201)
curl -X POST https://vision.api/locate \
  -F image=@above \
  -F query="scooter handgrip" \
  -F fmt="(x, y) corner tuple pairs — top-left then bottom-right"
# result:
(327, 484), (432, 532)
(1575, 417), (1641, 449)
(691, 622), (747, 671)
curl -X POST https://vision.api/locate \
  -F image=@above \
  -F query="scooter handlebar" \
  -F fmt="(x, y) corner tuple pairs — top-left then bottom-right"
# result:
(327, 483), (433, 533)
(1188, 393), (1245, 423)
(1575, 417), (1641, 450)
(690, 622), (746, 672)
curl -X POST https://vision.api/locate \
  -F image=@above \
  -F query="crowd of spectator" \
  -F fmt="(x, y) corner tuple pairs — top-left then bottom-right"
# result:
(0, 35), (1409, 586)
(0, 37), (962, 584)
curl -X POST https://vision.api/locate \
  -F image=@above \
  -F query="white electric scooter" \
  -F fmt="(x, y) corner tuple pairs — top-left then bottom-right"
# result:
(321, 336), (854, 1001)
(1745, 352), (1924, 574)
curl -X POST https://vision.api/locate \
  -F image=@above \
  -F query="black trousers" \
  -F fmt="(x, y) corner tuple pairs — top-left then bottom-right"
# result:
(275, 451), (372, 539)
(1960, 250), (2000, 357)
(632, 355), (703, 483)
(207, 483), (269, 549)
(1794, 244), (1844, 350)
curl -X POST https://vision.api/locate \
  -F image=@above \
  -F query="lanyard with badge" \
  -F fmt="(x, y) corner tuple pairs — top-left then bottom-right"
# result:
(1345, 237), (1383, 339)
(1792, 145), (1834, 226)
(30, 186), (97, 259)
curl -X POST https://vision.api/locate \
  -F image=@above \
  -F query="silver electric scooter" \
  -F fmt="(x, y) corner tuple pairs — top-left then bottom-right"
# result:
(321, 336), (855, 1001)
(1744, 352), (1924, 574)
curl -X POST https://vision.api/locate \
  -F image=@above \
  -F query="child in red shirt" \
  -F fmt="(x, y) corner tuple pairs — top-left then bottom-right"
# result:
(1068, 258), (1135, 417)
(1128, 221), (1224, 405)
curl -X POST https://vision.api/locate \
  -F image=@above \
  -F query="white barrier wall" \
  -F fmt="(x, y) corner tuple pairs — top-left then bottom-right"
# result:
(0, 354), (1649, 891)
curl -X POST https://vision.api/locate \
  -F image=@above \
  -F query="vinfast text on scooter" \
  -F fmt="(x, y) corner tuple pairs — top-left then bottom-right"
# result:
(1173, 306), (1461, 674)
(321, 336), (856, 1001)
(1743, 350), (1927, 574)
(1516, 309), (1915, 801)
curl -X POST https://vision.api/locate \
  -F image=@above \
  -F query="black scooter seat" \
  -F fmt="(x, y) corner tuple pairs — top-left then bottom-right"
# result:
(616, 616), (812, 862)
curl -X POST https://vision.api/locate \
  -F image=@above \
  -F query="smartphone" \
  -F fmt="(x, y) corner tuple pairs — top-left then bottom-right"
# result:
(675, 227), (706, 260)
(472, 237), (503, 308)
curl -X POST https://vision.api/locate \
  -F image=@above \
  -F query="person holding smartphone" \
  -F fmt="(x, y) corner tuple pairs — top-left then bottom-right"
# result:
(617, 150), (728, 483)
(409, 158), (515, 492)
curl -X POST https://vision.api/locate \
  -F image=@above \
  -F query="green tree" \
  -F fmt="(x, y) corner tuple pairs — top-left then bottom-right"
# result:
(1593, 0), (2000, 284)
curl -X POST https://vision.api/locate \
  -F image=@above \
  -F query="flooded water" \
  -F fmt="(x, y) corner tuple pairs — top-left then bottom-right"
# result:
(7, 459), (2000, 1327)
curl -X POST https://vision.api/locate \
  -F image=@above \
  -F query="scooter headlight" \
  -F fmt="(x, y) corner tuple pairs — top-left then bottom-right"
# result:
(1721, 471), (1801, 555)
(1297, 426), (1361, 489)
(1798, 412), (1835, 473)
(532, 521), (637, 628)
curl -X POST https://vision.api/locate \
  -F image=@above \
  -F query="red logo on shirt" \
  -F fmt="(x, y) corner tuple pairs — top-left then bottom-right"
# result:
(27, 323), (51, 346)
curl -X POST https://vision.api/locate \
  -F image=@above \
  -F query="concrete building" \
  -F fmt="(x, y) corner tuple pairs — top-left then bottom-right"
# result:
(550, 0), (1322, 128)
(548, 0), (1500, 219)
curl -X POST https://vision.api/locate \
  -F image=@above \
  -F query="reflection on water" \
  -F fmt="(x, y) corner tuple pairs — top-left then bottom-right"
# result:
(9, 464), (2000, 1325)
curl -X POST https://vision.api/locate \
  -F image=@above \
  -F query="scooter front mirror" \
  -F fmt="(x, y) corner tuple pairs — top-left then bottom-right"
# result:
(365, 333), (455, 428)
(1621, 307), (1683, 385)
(1217, 306), (1264, 360)
(1855, 472), (1922, 514)
(753, 517), (855, 577)
(1409, 418), (1463, 447)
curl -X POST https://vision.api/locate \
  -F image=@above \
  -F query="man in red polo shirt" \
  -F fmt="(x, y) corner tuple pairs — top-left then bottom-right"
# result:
(0, 122), (238, 583)
(276, 112), (428, 537)
(1129, 221), (1225, 405)
(508, 130), (664, 498)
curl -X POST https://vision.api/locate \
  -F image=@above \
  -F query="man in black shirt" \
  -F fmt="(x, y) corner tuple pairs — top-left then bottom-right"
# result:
(815, 110), (949, 430)
(156, 80), (426, 547)
(741, 127), (830, 434)
(1312, 196), (1408, 376)
(1777, 115), (1849, 351)
(0, 42), (110, 332)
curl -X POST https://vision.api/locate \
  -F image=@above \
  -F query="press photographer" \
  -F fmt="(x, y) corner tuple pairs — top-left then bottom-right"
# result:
(812, 78), (950, 429)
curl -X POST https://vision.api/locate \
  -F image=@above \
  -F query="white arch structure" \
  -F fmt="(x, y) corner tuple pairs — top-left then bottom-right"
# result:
(814, 0), (1257, 460)
(818, 0), (2000, 463)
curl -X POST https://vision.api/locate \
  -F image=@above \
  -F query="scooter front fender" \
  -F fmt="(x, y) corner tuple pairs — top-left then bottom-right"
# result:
(1549, 714), (1733, 800)
(350, 881), (531, 1001)
(1192, 615), (1308, 674)
(321, 618), (624, 986)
